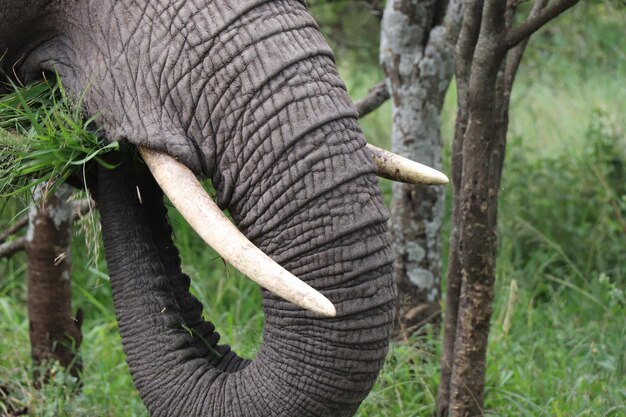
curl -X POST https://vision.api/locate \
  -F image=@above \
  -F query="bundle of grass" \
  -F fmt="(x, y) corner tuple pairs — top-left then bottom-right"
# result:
(0, 79), (119, 199)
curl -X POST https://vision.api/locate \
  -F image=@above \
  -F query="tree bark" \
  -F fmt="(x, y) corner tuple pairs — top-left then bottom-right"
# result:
(437, 0), (578, 415)
(355, 81), (390, 117)
(380, 0), (462, 336)
(26, 184), (82, 384)
(437, 2), (484, 412)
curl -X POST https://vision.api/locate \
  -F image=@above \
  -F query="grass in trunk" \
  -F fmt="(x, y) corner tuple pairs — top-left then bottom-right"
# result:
(0, 78), (119, 200)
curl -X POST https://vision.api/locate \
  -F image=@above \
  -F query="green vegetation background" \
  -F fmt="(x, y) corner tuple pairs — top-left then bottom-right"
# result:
(1, 2), (624, 416)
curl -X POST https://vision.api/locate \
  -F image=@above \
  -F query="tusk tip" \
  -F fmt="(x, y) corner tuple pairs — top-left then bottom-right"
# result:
(304, 293), (337, 318)
(366, 144), (449, 186)
(409, 163), (449, 185)
(432, 171), (450, 185)
(318, 300), (337, 318)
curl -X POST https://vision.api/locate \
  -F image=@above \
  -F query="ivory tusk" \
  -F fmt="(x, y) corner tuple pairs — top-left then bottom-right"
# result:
(366, 144), (449, 185)
(139, 147), (337, 318)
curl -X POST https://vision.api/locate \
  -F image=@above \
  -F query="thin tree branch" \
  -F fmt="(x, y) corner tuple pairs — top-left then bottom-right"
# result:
(456, 0), (485, 106)
(0, 199), (93, 247)
(507, 0), (530, 8)
(444, 0), (465, 46)
(505, 0), (580, 48)
(0, 216), (29, 244)
(504, 4), (543, 90)
(504, 44), (524, 84)
(354, 81), (390, 118)
(0, 237), (26, 258)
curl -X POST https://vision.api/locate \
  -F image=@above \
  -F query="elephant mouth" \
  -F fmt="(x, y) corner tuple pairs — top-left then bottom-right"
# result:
(138, 144), (447, 317)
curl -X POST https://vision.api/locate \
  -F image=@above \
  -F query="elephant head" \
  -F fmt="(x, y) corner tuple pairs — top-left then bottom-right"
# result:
(1, 1), (446, 416)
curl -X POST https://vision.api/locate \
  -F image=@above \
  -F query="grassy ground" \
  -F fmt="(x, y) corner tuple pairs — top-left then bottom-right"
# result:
(1, 3), (624, 416)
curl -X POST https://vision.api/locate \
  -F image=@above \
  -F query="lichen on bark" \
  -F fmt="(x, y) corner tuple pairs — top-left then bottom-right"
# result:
(380, 0), (461, 335)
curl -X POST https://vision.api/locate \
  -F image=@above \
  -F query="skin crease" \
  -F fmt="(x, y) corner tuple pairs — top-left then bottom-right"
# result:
(2, 1), (397, 416)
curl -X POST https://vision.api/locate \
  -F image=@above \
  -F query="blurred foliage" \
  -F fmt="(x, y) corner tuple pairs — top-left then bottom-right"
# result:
(308, 0), (383, 68)
(501, 111), (625, 288)
(520, 1), (626, 79)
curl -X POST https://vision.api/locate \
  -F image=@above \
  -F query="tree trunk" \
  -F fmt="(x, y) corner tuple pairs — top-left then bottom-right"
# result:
(437, 0), (579, 415)
(26, 184), (82, 384)
(437, 2), (484, 410)
(380, 0), (462, 336)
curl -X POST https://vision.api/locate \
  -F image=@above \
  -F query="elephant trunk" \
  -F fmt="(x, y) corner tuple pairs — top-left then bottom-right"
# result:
(97, 135), (394, 417)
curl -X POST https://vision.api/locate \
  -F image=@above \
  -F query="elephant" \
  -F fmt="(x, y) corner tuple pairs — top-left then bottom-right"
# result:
(1, 1), (446, 416)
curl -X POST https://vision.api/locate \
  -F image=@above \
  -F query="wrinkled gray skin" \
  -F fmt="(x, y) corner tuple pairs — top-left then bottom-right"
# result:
(1, 1), (396, 416)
